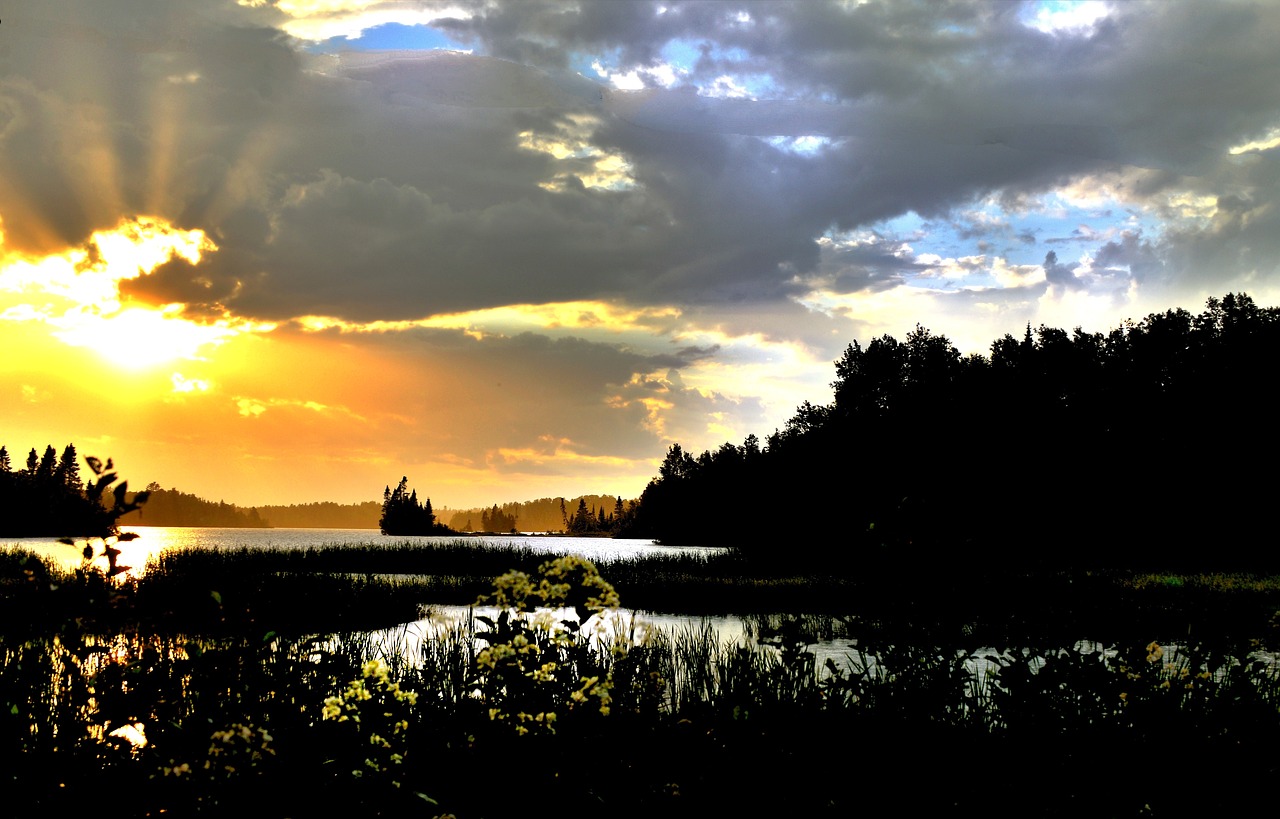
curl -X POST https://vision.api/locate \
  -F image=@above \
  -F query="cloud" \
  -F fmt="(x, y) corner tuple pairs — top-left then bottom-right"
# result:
(8, 0), (1280, 323)
(4, 0), (1280, 504)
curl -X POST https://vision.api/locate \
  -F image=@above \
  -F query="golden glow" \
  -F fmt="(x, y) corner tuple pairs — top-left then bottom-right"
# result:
(263, 1), (473, 42)
(518, 114), (637, 192)
(233, 395), (366, 421)
(1228, 127), (1280, 155)
(493, 436), (644, 470)
(296, 301), (683, 337)
(170, 372), (210, 394)
(52, 307), (239, 370)
(0, 216), (273, 370)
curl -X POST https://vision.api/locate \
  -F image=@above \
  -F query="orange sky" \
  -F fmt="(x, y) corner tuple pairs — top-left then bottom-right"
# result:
(1, 217), (825, 507)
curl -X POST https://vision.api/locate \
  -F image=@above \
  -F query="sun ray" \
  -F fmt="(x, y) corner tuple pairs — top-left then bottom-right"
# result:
(0, 216), (273, 371)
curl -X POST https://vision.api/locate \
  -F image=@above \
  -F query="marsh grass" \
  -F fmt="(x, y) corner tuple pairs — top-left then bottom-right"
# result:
(3, 608), (1279, 816)
(3, 543), (1280, 815)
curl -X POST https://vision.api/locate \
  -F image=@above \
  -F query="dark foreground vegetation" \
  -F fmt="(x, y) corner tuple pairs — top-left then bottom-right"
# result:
(3, 537), (1279, 817)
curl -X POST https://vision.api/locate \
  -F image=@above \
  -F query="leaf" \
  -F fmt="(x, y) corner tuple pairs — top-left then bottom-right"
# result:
(133, 491), (151, 506)
(57, 537), (75, 545)
(117, 532), (140, 541)
(210, 590), (222, 606)
(86, 456), (104, 475)
(114, 481), (129, 504)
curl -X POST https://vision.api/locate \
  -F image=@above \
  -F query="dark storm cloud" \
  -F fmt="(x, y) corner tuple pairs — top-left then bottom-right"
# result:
(3, 0), (1280, 322)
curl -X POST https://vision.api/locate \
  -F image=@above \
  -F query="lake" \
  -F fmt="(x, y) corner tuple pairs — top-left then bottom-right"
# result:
(8, 526), (1263, 679)
(0, 524), (724, 580)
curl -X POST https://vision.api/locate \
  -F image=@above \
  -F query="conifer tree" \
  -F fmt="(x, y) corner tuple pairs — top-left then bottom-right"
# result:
(55, 444), (82, 491)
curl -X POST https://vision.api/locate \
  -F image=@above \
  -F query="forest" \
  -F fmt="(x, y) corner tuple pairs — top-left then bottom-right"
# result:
(118, 491), (383, 529)
(443, 495), (640, 535)
(628, 293), (1279, 571)
(0, 445), (137, 537)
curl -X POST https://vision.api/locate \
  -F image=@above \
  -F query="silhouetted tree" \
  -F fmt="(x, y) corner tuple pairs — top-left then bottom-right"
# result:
(35, 446), (57, 481)
(0, 447), (147, 536)
(55, 444), (82, 491)
(627, 293), (1280, 570)
(379, 477), (451, 536)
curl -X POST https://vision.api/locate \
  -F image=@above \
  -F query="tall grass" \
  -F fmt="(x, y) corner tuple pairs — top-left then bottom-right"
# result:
(4, 542), (1280, 815)
(3, 604), (1278, 815)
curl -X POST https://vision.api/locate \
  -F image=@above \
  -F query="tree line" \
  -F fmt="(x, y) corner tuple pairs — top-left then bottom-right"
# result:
(0, 445), (143, 537)
(628, 293), (1279, 570)
(443, 495), (639, 534)
(117, 490), (383, 529)
(118, 485), (269, 528)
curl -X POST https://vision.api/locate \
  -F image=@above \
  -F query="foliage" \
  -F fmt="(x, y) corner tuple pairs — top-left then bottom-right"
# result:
(379, 477), (452, 536)
(0, 447), (144, 537)
(1, 530), (1280, 815)
(468, 556), (623, 736)
(118, 484), (269, 528)
(630, 293), (1280, 571)
(444, 494), (639, 535)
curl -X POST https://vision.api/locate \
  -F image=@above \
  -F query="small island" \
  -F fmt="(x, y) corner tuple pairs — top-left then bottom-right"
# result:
(378, 476), (453, 536)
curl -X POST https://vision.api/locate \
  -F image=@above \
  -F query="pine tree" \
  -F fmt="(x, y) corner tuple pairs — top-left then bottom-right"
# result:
(0, 446), (10, 472)
(55, 444), (82, 491)
(36, 445), (57, 481)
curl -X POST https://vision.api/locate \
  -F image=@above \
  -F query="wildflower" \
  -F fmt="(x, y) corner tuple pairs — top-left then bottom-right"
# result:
(1146, 642), (1163, 663)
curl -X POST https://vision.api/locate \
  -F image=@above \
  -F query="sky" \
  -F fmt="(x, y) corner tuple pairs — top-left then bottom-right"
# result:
(1, 0), (1278, 509)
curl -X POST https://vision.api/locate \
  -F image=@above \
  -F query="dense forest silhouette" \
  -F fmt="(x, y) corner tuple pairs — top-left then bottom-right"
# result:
(0, 446), (144, 537)
(118, 484), (269, 528)
(630, 293), (1278, 571)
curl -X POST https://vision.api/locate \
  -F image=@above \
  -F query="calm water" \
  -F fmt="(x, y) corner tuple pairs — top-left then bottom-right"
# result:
(1, 525), (724, 579)
(2, 525), (767, 657)
(4, 527), (1269, 677)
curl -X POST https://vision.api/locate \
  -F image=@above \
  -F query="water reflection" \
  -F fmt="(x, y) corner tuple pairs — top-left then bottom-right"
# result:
(0, 526), (721, 583)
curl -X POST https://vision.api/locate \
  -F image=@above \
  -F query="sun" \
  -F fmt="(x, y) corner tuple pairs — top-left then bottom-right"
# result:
(51, 305), (241, 370)
(0, 216), (268, 370)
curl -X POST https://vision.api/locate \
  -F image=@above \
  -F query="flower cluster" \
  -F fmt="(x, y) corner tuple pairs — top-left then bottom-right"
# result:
(322, 658), (418, 786)
(159, 722), (275, 780)
(481, 554), (621, 622)
(1115, 640), (1226, 709)
(471, 556), (621, 735)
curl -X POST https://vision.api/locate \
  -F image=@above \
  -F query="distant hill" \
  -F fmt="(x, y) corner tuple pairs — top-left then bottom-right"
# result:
(255, 501), (381, 529)
(443, 495), (636, 534)
(118, 485), (635, 533)
(119, 485), (269, 528)
(119, 485), (381, 529)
